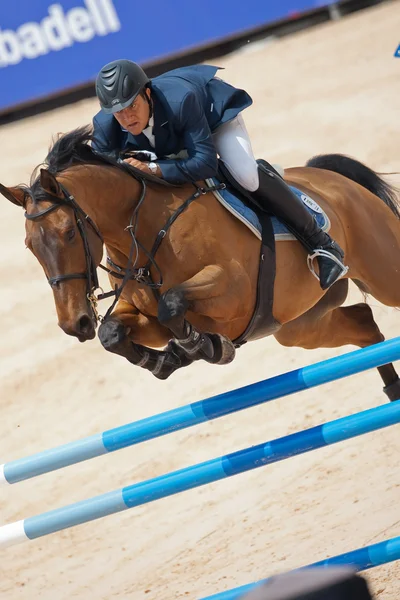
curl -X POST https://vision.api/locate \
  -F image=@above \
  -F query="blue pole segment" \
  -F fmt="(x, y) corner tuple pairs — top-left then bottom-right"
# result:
(3, 434), (106, 484)
(102, 404), (206, 451)
(310, 537), (400, 570)
(16, 402), (400, 541)
(200, 536), (400, 600)
(122, 458), (226, 508)
(302, 338), (400, 388)
(2, 338), (400, 486)
(322, 403), (400, 444)
(24, 489), (127, 540)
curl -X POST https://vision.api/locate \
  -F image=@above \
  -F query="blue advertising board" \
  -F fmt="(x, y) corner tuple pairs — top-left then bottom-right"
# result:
(0, 0), (335, 112)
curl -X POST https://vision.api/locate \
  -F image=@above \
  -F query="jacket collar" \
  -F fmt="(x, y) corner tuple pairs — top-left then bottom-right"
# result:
(151, 91), (170, 153)
(124, 89), (170, 153)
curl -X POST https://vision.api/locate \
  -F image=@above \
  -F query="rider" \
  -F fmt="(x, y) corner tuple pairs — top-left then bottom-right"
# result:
(92, 59), (347, 290)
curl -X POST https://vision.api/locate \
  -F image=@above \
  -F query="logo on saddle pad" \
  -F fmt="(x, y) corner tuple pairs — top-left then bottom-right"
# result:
(300, 193), (323, 213)
(0, 0), (120, 68)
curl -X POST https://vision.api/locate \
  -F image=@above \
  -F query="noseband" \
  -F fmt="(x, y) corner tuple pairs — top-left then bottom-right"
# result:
(24, 183), (104, 320)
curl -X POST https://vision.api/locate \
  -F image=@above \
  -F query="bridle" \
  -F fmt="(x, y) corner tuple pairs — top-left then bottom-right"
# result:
(25, 182), (105, 321)
(25, 175), (226, 324)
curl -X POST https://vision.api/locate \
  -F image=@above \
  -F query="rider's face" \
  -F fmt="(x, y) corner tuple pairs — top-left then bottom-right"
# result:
(113, 88), (151, 135)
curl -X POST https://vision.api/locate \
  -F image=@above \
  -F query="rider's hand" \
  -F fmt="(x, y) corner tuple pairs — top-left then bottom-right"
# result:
(124, 157), (162, 177)
(124, 157), (150, 171)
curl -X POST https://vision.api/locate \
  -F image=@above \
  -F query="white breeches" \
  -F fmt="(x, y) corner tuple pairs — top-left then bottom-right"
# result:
(212, 114), (260, 192)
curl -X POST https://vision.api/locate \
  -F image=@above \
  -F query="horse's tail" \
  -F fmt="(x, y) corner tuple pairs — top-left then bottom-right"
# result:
(306, 153), (400, 219)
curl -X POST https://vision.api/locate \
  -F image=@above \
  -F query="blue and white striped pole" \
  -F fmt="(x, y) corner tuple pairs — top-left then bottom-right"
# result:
(199, 535), (400, 600)
(1, 338), (400, 487)
(0, 401), (399, 548)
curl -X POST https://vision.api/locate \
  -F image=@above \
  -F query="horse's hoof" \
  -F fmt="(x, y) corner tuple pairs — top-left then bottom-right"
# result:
(383, 378), (400, 402)
(150, 349), (184, 380)
(172, 333), (235, 366)
(98, 318), (126, 351)
(205, 334), (236, 365)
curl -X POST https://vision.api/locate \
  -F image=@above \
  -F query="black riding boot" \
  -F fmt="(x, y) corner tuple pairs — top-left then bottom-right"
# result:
(252, 163), (348, 290)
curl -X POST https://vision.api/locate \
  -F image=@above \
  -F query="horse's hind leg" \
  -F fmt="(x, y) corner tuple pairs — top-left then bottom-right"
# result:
(274, 280), (400, 401)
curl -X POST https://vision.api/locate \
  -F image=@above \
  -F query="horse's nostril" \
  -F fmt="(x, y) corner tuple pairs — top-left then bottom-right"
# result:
(78, 314), (93, 334)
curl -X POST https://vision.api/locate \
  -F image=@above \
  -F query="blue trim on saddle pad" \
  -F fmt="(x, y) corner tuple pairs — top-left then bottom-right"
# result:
(206, 178), (330, 241)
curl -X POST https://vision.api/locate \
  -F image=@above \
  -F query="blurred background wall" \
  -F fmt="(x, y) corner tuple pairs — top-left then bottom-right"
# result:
(0, 0), (386, 122)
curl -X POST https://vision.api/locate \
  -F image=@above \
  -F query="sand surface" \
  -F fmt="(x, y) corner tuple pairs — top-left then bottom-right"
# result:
(0, 2), (399, 598)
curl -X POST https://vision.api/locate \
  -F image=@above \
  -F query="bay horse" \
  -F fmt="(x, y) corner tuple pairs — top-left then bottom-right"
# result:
(1, 127), (400, 398)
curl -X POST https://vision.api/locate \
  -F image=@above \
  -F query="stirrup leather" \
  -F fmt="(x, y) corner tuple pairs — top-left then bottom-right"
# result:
(307, 249), (349, 282)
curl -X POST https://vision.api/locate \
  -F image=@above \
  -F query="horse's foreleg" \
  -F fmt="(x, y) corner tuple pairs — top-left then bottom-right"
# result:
(98, 299), (192, 380)
(158, 264), (242, 365)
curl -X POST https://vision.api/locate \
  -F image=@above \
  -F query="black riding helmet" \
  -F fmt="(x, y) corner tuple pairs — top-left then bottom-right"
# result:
(95, 59), (150, 114)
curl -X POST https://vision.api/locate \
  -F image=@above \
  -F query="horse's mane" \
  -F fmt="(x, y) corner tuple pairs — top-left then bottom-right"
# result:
(24, 125), (173, 203)
(41, 125), (100, 176)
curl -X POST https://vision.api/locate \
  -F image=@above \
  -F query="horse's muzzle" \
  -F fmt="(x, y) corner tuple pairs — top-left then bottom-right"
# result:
(60, 313), (97, 342)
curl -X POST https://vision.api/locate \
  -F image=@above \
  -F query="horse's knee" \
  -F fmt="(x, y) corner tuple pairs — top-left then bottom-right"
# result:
(98, 316), (183, 379)
(98, 317), (127, 352)
(158, 288), (188, 327)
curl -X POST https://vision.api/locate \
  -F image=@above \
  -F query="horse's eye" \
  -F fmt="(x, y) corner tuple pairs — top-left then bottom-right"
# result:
(67, 229), (76, 241)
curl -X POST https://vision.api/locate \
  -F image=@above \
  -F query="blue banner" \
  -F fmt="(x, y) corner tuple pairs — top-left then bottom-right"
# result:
(0, 0), (335, 112)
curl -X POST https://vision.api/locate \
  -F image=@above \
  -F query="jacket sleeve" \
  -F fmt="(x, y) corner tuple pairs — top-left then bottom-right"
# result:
(156, 91), (218, 184)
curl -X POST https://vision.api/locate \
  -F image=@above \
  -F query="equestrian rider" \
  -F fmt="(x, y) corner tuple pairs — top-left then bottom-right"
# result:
(92, 59), (348, 290)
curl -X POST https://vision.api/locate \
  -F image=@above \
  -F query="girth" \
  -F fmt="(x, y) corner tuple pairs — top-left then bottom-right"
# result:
(217, 160), (281, 346)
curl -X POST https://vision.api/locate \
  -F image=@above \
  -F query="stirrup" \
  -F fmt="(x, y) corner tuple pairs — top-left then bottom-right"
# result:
(307, 249), (349, 282)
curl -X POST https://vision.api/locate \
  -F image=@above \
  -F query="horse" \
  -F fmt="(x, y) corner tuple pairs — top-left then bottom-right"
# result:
(1, 126), (400, 398)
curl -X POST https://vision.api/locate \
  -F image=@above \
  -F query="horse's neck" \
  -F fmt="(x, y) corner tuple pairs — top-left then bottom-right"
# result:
(60, 165), (143, 249)
(60, 165), (187, 267)
(103, 180), (174, 266)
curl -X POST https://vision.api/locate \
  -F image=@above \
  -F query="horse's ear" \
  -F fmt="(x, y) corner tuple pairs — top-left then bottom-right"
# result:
(0, 183), (27, 208)
(40, 169), (62, 197)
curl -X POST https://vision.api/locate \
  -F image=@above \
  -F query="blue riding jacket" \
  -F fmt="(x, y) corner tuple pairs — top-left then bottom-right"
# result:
(91, 64), (253, 184)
